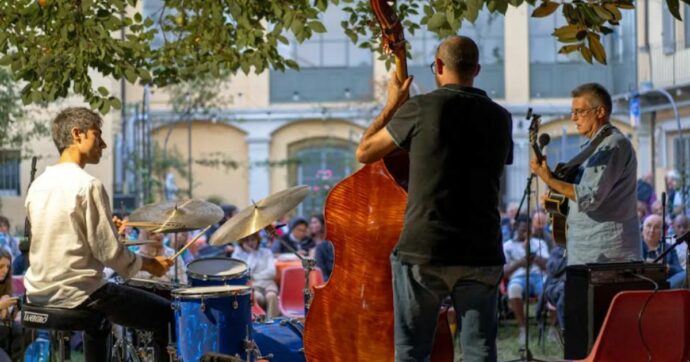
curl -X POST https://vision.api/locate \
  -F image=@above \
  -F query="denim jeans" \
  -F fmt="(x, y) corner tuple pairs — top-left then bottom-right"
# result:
(391, 250), (503, 362)
(77, 282), (173, 362)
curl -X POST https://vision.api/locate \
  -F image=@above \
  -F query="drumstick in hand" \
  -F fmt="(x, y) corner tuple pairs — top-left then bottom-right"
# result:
(170, 225), (212, 260)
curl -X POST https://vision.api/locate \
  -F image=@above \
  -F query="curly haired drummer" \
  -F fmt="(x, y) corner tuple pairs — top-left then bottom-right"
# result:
(24, 107), (174, 361)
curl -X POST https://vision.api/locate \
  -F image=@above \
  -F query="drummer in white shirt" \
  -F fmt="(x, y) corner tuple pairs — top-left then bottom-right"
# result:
(24, 107), (173, 362)
(232, 232), (280, 318)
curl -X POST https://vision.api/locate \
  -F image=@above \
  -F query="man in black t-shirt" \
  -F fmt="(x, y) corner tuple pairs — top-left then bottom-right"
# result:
(356, 35), (513, 362)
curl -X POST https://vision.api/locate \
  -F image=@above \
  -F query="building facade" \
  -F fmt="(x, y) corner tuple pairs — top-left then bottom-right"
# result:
(0, 2), (655, 229)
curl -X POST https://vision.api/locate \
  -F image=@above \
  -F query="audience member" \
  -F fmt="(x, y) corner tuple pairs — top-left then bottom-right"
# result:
(199, 204), (238, 257)
(637, 201), (649, 231)
(0, 217), (19, 258)
(232, 232), (279, 318)
(11, 238), (29, 276)
(309, 215), (334, 281)
(134, 230), (187, 284)
(637, 173), (656, 215)
(641, 215), (685, 288)
(272, 217), (314, 255)
(501, 202), (519, 242)
(543, 244), (566, 330)
(665, 170), (684, 217)
(531, 210), (553, 248)
(671, 214), (689, 270)
(0, 249), (25, 360)
(502, 217), (549, 340)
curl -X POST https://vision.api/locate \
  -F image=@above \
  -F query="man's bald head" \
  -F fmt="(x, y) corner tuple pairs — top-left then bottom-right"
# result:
(642, 214), (663, 247)
(436, 35), (479, 77)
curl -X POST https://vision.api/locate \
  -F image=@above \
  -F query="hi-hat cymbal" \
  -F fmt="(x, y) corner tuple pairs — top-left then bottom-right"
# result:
(209, 185), (310, 246)
(128, 199), (224, 233)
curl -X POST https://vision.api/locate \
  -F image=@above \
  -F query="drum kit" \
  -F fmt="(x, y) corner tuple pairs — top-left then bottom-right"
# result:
(114, 185), (313, 362)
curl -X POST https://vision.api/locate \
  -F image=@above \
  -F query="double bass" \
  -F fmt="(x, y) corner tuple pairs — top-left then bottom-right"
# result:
(303, 1), (453, 360)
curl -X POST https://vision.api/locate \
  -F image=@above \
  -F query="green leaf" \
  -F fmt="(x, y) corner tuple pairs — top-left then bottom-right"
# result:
(124, 68), (137, 83)
(558, 44), (580, 54)
(99, 99), (111, 114)
(308, 21), (327, 33)
(81, 0), (93, 12)
(588, 33), (607, 64)
(592, 5), (613, 21)
(465, 0), (483, 23)
(603, 3), (623, 21)
(109, 97), (122, 110)
(580, 45), (593, 63)
(0, 55), (12, 66)
(552, 24), (584, 42)
(427, 12), (447, 30)
(532, 1), (560, 17)
(98, 86), (109, 96)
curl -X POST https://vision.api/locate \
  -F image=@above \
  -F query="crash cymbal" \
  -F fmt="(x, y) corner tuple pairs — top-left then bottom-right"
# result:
(209, 185), (310, 246)
(128, 199), (224, 233)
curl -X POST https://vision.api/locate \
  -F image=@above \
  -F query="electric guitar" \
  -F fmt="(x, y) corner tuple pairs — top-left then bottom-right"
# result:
(529, 116), (569, 246)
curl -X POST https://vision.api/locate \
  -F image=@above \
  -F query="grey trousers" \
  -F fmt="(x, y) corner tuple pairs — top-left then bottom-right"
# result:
(391, 251), (502, 362)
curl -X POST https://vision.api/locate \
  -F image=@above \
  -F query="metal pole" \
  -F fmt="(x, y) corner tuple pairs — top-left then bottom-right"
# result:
(187, 114), (193, 199)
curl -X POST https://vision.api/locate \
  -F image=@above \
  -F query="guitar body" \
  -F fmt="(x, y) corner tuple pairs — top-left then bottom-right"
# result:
(542, 162), (575, 246)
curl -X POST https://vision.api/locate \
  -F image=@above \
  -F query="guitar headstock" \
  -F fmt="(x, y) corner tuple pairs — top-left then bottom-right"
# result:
(528, 112), (545, 163)
(371, 0), (407, 80)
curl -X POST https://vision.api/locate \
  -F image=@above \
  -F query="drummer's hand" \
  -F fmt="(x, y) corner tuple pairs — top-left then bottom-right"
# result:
(141, 256), (173, 277)
(112, 216), (127, 237)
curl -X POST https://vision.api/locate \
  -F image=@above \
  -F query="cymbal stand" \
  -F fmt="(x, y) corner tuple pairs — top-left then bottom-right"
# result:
(265, 225), (317, 315)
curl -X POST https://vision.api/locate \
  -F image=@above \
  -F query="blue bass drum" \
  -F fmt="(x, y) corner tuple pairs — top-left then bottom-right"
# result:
(172, 285), (252, 362)
(252, 318), (306, 362)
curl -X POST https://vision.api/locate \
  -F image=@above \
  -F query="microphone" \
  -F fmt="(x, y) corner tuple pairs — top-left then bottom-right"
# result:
(538, 133), (550, 150)
(526, 107), (533, 120)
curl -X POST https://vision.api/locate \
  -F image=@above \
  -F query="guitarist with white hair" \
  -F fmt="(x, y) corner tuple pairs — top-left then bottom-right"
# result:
(530, 82), (641, 266)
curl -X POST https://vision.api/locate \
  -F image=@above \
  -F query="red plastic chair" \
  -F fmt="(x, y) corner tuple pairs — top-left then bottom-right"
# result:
(279, 266), (307, 317)
(278, 266), (325, 317)
(576, 289), (690, 362)
(11, 275), (25, 296)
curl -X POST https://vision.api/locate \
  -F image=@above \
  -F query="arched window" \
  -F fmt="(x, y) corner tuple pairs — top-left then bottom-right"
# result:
(287, 138), (357, 217)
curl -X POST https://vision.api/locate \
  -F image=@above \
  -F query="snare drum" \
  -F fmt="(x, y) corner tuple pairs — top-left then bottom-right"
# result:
(186, 257), (249, 286)
(172, 285), (252, 362)
(252, 318), (306, 362)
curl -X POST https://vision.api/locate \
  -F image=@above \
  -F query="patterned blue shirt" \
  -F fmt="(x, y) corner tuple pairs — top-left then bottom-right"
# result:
(566, 124), (641, 265)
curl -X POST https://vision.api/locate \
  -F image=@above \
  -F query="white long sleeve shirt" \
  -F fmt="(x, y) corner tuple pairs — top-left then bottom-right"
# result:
(232, 247), (276, 289)
(24, 163), (142, 308)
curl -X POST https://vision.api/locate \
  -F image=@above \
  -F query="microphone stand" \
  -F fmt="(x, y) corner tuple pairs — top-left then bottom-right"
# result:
(654, 229), (690, 289)
(264, 225), (316, 316)
(506, 110), (548, 362)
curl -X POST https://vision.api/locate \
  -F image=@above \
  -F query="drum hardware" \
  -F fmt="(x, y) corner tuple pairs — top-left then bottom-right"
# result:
(186, 257), (250, 287)
(209, 185), (309, 246)
(128, 199), (224, 234)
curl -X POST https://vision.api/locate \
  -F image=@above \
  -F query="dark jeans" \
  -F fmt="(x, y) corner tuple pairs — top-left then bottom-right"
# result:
(544, 280), (565, 329)
(391, 251), (502, 362)
(77, 282), (172, 362)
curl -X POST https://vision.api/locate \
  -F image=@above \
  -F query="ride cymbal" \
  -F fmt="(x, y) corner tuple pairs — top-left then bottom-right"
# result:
(209, 185), (310, 246)
(128, 199), (224, 233)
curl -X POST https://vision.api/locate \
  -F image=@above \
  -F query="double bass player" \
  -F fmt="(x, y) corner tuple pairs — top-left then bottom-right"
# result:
(356, 36), (513, 362)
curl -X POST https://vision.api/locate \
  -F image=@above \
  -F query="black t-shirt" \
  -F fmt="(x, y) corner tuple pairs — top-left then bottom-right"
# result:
(385, 84), (513, 266)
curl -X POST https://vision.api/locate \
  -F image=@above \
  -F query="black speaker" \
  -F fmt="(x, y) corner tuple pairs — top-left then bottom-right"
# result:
(563, 262), (669, 359)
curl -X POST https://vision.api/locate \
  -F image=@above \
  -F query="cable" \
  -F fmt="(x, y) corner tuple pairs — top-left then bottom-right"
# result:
(632, 273), (659, 362)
